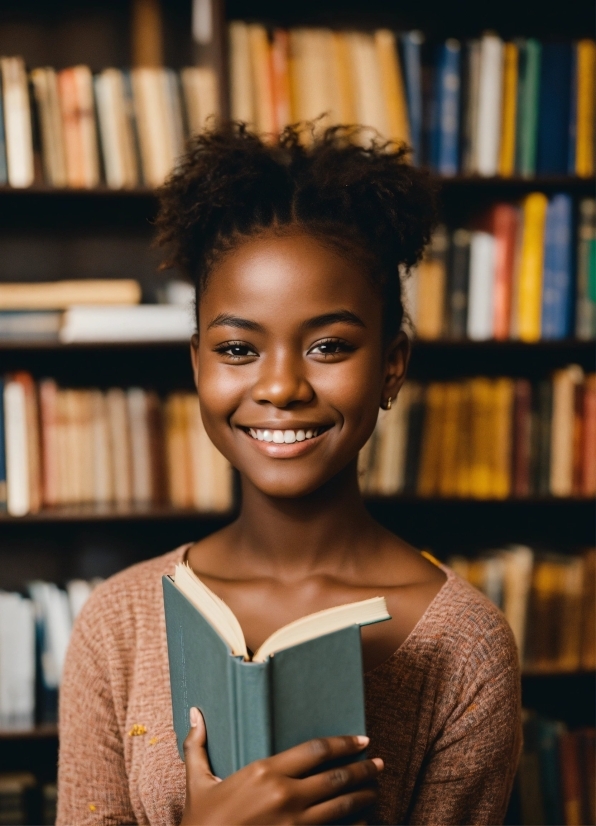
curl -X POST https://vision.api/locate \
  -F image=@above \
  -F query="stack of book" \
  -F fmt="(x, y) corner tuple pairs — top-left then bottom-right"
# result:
(0, 376), (233, 517)
(511, 713), (595, 826)
(448, 546), (595, 673)
(0, 279), (195, 343)
(359, 366), (596, 499)
(229, 23), (595, 177)
(0, 577), (98, 728)
(0, 57), (218, 189)
(409, 196), (596, 341)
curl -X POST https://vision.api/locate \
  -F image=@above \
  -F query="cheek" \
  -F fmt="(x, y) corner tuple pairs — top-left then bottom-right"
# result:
(196, 360), (245, 450)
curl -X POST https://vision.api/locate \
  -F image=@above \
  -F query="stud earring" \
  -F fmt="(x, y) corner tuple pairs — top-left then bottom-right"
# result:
(385, 397), (392, 410)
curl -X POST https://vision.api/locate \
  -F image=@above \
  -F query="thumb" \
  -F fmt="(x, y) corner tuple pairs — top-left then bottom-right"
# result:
(183, 708), (222, 788)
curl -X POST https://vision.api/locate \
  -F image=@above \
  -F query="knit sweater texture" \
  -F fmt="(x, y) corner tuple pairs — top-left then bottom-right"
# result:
(57, 545), (522, 825)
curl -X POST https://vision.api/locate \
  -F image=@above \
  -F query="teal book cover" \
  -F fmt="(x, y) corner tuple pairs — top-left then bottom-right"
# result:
(163, 575), (386, 779)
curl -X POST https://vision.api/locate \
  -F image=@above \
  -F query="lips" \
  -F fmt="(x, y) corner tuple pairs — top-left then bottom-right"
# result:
(238, 424), (332, 457)
(246, 427), (327, 444)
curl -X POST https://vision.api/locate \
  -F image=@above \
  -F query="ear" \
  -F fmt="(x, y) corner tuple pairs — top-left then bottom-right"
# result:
(381, 331), (410, 409)
(190, 333), (200, 394)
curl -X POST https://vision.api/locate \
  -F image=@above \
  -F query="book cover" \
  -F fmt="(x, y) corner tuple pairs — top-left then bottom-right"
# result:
(270, 30), (292, 132)
(581, 374), (596, 497)
(474, 35), (503, 176)
(403, 384), (425, 493)
(248, 24), (276, 135)
(536, 718), (566, 825)
(575, 199), (596, 339)
(575, 39), (595, 178)
(416, 227), (448, 339)
(0, 379), (5, 511)
(498, 42), (518, 177)
(511, 379), (532, 497)
(515, 39), (541, 177)
(0, 62), (9, 185)
(493, 204), (518, 340)
(536, 43), (573, 175)
(467, 230), (496, 340)
(375, 29), (410, 146)
(229, 21), (255, 125)
(446, 228), (471, 339)
(559, 731), (583, 826)
(540, 194), (573, 339)
(460, 39), (480, 174)
(1, 57), (34, 188)
(416, 382), (445, 496)
(433, 39), (461, 175)
(550, 365), (583, 497)
(163, 572), (389, 778)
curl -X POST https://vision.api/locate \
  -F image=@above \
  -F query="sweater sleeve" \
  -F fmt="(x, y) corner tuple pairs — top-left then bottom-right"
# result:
(408, 623), (522, 826)
(56, 594), (136, 826)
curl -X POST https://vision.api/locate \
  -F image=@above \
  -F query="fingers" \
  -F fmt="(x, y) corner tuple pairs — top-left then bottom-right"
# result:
(271, 735), (370, 778)
(183, 708), (221, 789)
(298, 757), (383, 804)
(298, 787), (378, 825)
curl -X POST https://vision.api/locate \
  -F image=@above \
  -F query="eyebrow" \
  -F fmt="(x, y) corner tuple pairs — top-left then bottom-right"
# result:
(207, 309), (366, 333)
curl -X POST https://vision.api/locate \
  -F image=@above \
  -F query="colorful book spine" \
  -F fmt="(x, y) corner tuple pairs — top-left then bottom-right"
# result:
(517, 192), (548, 342)
(0, 378), (5, 511)
(575, 39), (595, 178)
(498, 42), (518, 177)
(515, 39), (541, 177)
(536, 43), (573, 175)
(435, 39), (461, 176)
(0, 72), (7, 185)
(540, 194), (573, 339)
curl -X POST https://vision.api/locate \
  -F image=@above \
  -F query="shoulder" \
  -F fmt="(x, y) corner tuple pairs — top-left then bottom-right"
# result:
(72, 544), (189, 650)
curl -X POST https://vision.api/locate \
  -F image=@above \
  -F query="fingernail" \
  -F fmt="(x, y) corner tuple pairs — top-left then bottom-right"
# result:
(190, 707), (199, 728)
(373, 757), (384, 770)
(356, 735), (369, 746)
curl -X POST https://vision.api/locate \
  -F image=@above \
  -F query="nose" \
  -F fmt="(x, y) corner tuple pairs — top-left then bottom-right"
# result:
(251, 351), (314, 408)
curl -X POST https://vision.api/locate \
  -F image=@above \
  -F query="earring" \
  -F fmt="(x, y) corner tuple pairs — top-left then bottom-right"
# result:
(385, 397), (392, 410)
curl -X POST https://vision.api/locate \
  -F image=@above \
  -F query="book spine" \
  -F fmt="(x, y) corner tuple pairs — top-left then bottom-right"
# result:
(567, 43), (578, 175)
(536, 43), (572, 176)
(447, 228), (471, 338)
(0, 67), (8, 185)
(467, 231), (496, 340)
(474, 34), (503, 176)
(0, 378), (5, 510)
(231, 659), (271, 770)
(575, 39), (595, 178)
(517, 192), (548, 342)
(400, 32), (423, 165)
(516, 39), (541, 177)
(437, 39), (461, 176)
(498, 42), (518, 177)
(540, 194), (573, 339)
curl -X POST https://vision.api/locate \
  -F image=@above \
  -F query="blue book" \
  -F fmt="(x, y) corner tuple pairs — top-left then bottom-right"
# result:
(0, 75), (8, 185)
(541, 194), (573, 339)
(536, 42), (573, 175)
(0, 378), (5, 510)
(567, 44), (578, 174)
(434, 40), (461, 176)
(536, 718), (565, 826)
(401, 31), (424, 165)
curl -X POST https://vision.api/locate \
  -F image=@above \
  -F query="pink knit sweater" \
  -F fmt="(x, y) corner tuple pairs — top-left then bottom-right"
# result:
(57, 545), (522, 825)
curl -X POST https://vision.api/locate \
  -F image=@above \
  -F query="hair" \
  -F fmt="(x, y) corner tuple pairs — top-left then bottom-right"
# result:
(155, 121), (437, 339)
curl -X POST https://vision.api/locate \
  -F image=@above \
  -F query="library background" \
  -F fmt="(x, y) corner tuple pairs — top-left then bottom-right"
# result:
(0, 0), (594, 822)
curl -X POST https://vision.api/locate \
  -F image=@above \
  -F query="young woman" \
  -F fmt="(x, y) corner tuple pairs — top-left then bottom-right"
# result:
(57, 124), (521, 826)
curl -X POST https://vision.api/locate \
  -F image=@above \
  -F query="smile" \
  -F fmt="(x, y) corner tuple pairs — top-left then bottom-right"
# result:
(245, 427), (327, 444)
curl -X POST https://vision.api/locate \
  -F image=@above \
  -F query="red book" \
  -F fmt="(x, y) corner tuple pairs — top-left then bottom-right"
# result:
(511, 379), (532, 496)
(492, 204), (518, 340)
(582, 374), (596, 496)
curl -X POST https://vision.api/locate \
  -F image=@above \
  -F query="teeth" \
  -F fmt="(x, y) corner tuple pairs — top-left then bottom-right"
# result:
(246, 427), (324, 442)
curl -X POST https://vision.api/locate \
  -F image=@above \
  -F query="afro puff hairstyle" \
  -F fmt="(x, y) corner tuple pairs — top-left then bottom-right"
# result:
(155, 122), (437, 339)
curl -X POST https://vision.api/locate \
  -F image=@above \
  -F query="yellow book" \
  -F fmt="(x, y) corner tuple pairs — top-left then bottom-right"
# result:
(229, 22), (254, 125)
(490, 378), (514, 498)
(416, 382), (445, 497)
(455, 381), (473, 497)
(374, 29), (410, 145)
(469, 378), (494, 498)
(498, 43), (518, 177)
(517, 193), (548, 342)
(248, 24), (276, 135)
(576, 39), (595, 178)
(330, 32), (356, 124)
(438, 382), (461, 497)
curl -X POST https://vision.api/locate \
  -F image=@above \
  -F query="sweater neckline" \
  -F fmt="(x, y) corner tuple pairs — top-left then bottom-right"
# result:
(172, 543), (456, 677)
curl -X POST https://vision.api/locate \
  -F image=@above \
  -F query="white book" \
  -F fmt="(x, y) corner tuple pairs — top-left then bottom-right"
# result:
(467, 231), (496, 340)
(60, 305), (195, 343)
(0, 593), (35, 727)
(473, 35), (504, 176)
(66, 579), (92, 621)
(181, 67), (219, 134)
(131, 68), (174, 187)
(28, 582), (72, 689)
(1, 57), (34, 188)
(3, 380), (29, 516)
(95, 70), (132, 189)
(501, 545), (534, 663)
(346, 32), (389, 140)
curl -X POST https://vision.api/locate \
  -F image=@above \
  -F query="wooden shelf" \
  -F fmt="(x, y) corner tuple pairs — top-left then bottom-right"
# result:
(0, 503), (235, 523)
(0, 724), (57, 741)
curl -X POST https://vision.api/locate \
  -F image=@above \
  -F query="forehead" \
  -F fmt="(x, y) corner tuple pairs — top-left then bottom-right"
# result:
(199, 231), (381, 325)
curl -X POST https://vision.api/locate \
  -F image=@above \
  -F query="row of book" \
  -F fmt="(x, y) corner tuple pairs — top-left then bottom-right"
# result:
(510, 714), (595, 826)
(0, 57), (218, 189)
(230, 23), (596, 177)
(0, 376), (233, 517)
(359, 366), (596, 499)
(409, 197), (596, 342)
(0, 578), (97, 727)
(449, 546), (595, 673)
(0, 773), (55, 826)
(0, 278), (196, 343)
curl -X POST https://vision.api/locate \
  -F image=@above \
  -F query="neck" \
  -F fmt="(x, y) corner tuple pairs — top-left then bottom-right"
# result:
(229, 460), (378, 580)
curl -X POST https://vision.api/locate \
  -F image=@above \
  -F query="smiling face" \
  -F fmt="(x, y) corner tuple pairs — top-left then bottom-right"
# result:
(191, 228), (409, 499)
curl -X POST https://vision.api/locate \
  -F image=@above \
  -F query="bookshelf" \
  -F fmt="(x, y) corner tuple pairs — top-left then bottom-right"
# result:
(0, 0), (594, 823)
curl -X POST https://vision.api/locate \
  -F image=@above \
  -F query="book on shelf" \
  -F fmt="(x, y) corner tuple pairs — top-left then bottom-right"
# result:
(359, 367), (596, 500)
(228, 24), (595, 177)
(406, 196), (595, 342)
(1, 376), (233, 517)
(449, 546), (595, 673)
(0, 279), (141, 311)
(164, 562), (390, 777)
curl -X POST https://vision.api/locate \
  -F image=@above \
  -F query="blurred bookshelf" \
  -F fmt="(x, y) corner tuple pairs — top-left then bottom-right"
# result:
(0, 0), (594, 824)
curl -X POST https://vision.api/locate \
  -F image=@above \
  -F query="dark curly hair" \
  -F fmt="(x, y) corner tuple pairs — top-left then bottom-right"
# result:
(155, 121), (437, 339)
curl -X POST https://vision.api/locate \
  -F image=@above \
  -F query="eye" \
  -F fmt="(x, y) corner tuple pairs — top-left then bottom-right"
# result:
(214, 341), (258, 361)
(308, 338), (355, 358)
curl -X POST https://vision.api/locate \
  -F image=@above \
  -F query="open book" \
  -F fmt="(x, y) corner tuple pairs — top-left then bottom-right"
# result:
(163, 564), (390, 779)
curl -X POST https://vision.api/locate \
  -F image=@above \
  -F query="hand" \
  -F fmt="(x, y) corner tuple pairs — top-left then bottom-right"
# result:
(180, 707), (383, 825)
